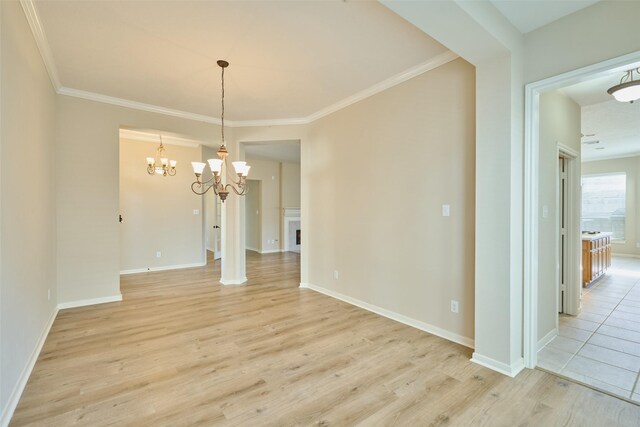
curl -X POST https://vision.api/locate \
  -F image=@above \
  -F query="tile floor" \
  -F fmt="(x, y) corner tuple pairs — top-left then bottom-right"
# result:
(538, 256), (640, 402)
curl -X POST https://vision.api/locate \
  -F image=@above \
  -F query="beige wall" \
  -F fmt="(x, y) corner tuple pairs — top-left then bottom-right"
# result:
(281, 162), (301, 209)
(1, 1), (57, 418)
(56, 96), (221, 304)
(537, 91), (581, 341)
(119, 138), (204, 272)
(582, 156), (640, 256)
(305, 58), (476, 343)
(245, 157), (281, 253)
(245, 180), (261, 251)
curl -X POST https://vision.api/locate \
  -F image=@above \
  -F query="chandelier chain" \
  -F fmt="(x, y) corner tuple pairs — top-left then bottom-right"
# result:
(221, 65), (225, 145)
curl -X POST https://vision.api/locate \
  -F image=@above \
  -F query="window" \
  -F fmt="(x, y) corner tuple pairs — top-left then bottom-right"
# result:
(581, 173), (626, 241)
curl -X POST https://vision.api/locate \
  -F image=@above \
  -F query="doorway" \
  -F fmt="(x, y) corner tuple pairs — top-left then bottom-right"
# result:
(526, 52), (640, 402)
(205, 190), (222, 261)
(245, 180), (262, 253)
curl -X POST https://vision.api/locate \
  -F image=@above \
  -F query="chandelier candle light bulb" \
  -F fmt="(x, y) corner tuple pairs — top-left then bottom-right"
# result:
(191, 60), (250, 202)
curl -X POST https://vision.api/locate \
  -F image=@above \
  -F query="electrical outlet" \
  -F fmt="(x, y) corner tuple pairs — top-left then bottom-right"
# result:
(193, 209), (200, 215)
(156, 251), (162, 258)
(334, 270), (339, 280)
(451, 300), (459, 314)
(636, 242), (640, 249)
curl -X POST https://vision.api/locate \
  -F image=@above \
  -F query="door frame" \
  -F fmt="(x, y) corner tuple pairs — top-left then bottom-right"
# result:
(523, 50), (640, 369)
(557, 144), (581, 318)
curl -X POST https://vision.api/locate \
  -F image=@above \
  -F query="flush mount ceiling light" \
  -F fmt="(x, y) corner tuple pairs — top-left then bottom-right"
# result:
(191, 60), (250, 202)
(146, 136), (176, 176)
(607, 68), (640, 103)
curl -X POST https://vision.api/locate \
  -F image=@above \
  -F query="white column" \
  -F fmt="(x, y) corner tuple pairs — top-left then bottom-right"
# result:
(220, 133), (247, 285)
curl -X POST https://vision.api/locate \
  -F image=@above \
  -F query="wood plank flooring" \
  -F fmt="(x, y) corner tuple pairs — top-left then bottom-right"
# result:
(10, 251), (640, 426)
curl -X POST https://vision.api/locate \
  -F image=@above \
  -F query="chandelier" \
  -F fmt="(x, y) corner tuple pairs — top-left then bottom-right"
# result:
(607, 68), (640, 103)
(146, 136), (176, 176)
(191, 60), (250, 202)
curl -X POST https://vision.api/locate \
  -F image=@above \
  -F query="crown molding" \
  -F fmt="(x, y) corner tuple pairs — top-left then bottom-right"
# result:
(230, 117), (310, 127)
(20, 0), (61, 90)
(118, 129), (202, 148)
(22, 0), (459, 128)
(306, 50), (459, 122)
(57, 87), (223, 125)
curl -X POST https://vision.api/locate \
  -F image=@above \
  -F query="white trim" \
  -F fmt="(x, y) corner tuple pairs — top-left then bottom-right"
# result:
(471, 353), (525, 378)
(20, 2), (459, 128)
(523, 81), (540, 370)
(306, 51), (459, 122)
(246, 246), (261, 253)
(231, 118), (309, 128)
(119, 128), (202, 148)
(57, 294), (122, 310)
(299, 282), (474, 349)
(220, 277), (247, 285)
(523, 49), (640, 370)
(260, 249), (283, 254)
(558, 144), (581, 316)
(120, 262), (206, 275)
(19, 0), (61, 90)
(0, 308), (58, 427)
(537, 328), (558, 350)
(58, 87), (222, 125)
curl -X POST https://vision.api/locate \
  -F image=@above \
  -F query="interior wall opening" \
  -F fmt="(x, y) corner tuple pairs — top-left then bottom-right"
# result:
(526, 51), (640, 403)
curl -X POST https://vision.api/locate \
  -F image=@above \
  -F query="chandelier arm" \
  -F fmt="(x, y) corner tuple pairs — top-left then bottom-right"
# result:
(191, 181), (214, 195)
(226, 183), (247, 196)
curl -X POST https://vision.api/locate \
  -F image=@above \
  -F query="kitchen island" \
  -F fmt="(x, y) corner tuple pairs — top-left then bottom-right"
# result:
(582, 232), (612, 287)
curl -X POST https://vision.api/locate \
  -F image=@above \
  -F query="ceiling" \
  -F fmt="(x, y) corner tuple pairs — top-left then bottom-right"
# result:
(581, 100), (640, 162)
(561, 73), (628, 107)
(491, 0), (600, 33)
(34, 1), (449, 122)
(244, 141), (300, 164)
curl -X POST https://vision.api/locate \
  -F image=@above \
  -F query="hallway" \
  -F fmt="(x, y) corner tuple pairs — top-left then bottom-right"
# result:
(538, 256), (640, 402)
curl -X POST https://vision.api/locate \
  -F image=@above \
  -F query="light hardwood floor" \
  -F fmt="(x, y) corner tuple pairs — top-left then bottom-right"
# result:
(11, 251), (640, 426)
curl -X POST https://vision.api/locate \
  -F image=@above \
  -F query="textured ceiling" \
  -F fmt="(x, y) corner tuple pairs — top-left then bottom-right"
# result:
(581, 100), (640, 162)
(34, 0), (449, 121)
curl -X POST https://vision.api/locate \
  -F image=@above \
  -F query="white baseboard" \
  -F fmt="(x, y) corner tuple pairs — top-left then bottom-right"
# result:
(260, 249), (283, 254)
(471, 352), (526, 378)
(299, 282), (474, 349)
(1, 307), (58, 427)
(57, 294), (122, 310)
(220, 277), (247, 286)
(537, 328), (558, 350)
(120, 261), (206, 275)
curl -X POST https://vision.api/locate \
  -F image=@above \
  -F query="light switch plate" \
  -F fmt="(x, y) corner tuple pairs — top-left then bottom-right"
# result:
(542, 205), (549, 219)
(193, 209), (200, 215)
(442, 204), (450, 217)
